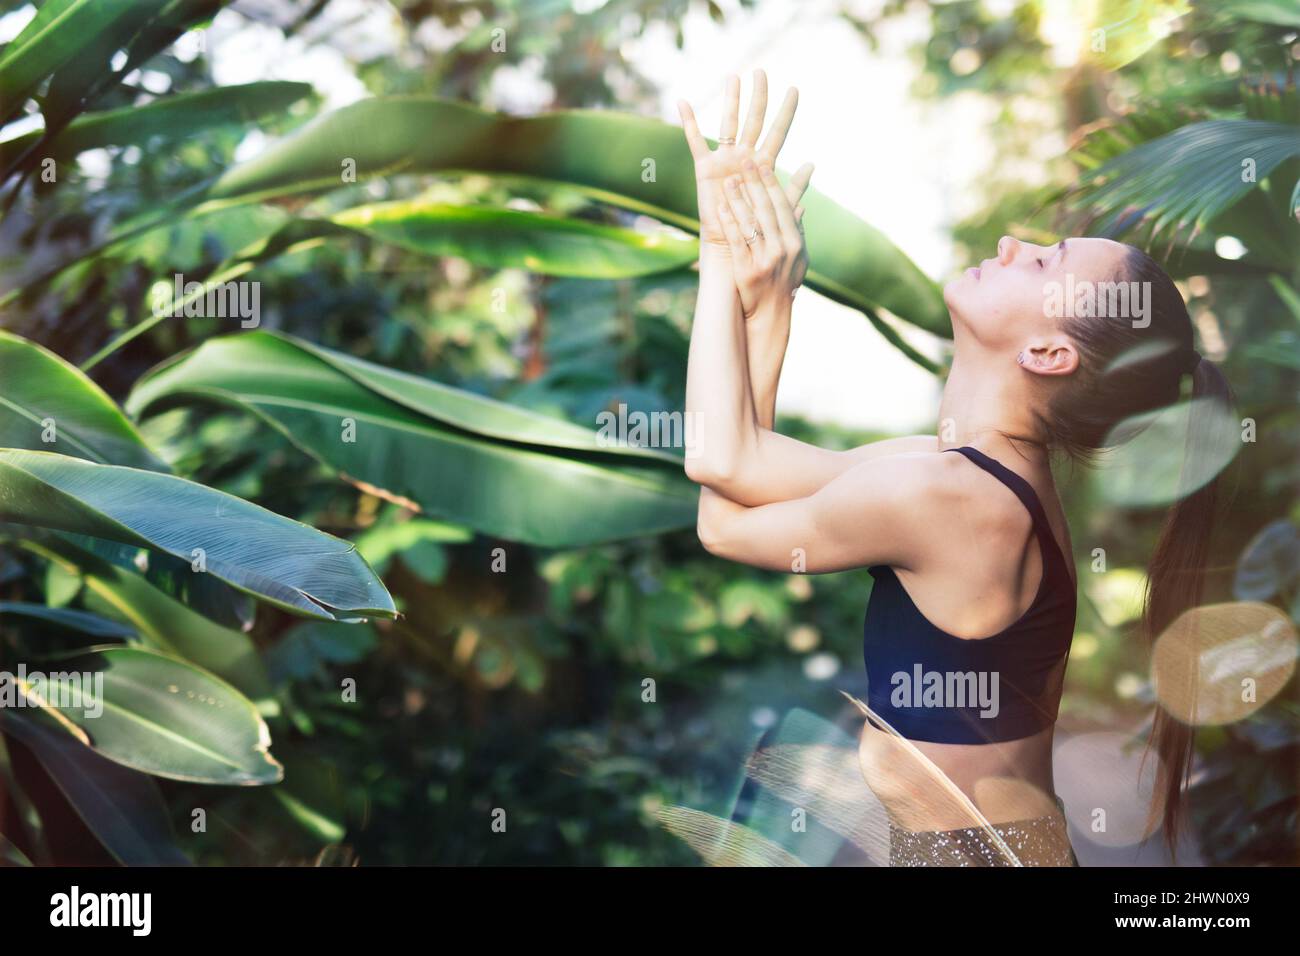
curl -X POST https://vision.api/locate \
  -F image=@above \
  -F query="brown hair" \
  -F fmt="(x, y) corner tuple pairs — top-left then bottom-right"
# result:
(1035, 244), (1235, 858)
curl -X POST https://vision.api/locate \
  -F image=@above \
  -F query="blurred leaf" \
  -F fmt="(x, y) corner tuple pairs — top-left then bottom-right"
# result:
(1234, 519), (1300, 601)
(326, 200), (699, 278)
(0, 81), (314, 170)
(1087, 0), (1191, 71)
(1083, 568), (1148, 628)
(265, 621), (376, 686)
(0, 601), (134, 638)
(0, 331), (166, 470)
(0, 830), (31, 866)
(201, 97), (949, 338)
(1213, 0), (1300, 27)
(0, 0), (151, 112)
(0, 711), (190, 864)
(1092, 397), (1242, 507)
(269, 751), (346, 844)
(353, 511), (471, 572)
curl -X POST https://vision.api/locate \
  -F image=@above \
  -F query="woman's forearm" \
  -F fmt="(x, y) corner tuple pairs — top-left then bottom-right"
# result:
(683, 247), (762, 488)
(745, 297), (793, 429)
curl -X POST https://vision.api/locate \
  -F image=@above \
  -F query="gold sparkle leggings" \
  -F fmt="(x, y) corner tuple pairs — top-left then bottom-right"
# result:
(888, 795), (1079, 866)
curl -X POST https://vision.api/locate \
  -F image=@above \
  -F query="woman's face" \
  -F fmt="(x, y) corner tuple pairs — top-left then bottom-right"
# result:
(943, 235), (1130, 353)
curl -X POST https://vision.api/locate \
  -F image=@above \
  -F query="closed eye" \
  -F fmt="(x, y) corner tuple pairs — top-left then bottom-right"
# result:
(1037, 257), (1044, 269)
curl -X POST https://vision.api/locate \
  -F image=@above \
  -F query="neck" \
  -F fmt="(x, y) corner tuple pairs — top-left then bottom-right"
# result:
(937, 348), (1048, 465)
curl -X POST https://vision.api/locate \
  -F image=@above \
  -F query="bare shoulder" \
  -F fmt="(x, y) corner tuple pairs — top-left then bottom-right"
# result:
(933, 450), (1037, 541)
(836, 449), (1033, 542)
(844, 434), (938, 463)
(834, 448), (956, 500)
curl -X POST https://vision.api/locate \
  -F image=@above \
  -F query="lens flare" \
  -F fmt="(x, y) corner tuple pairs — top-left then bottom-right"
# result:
(1151, 601), (1298, 726)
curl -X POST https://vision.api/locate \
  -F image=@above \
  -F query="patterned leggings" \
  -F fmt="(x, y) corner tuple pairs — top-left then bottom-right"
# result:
(888, 795), (1078, 866)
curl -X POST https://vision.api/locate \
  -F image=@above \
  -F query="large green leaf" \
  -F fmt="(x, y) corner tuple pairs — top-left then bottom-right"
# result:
(0, 600), (135, 639)
(21, 535), (274, 704)
(0, 448), (395, 620)
(127, 332), (699, 547)
(9, 645), (281, 785)
(0, 81), (315, 171)
(245, 199), (701, 279)
(0, 711), (190, 864)
(200, 97), (949, 337)
(1066, 119), (1300, 246)
(0, 331), (166, 470)
(0, 0), (151, 111)
(52, 531), (257, 632)
(0, 332), (255, 628)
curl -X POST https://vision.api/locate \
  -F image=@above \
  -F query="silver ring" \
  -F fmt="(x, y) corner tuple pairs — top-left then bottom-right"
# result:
(743, 226), (762, 245)
(717, 136), (736, 146)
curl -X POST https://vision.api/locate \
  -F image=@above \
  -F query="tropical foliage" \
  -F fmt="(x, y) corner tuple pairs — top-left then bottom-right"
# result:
(0, 0), (1297, 865)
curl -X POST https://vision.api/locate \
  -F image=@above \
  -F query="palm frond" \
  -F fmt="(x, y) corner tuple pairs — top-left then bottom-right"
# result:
(1064, 118), (1300, 245)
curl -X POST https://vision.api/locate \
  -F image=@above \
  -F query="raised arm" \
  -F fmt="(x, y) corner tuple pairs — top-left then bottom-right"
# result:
(677, 78), (936, 505)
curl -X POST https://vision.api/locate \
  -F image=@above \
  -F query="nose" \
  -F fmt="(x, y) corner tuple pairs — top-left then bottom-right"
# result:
(997, 235), (1020, 265)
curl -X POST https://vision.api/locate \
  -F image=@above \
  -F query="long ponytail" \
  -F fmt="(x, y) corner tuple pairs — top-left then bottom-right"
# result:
(1038, 244), (1237, 858)
(1141, 356), (1235, 858)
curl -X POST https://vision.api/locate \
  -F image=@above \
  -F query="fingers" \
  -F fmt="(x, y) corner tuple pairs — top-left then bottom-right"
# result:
(757, 160), (799, 240)
(740, 158), (781, 250)
(758, 86), (798, 161)
(716, 201), (751, 264)
(794, 204), (805, 233)
(719, 74), (740, 143)
(723, 175), (763, 248)
(785, 162), (814, 205)
(738, 69), (767, 148)
(677, 100), (710, 161)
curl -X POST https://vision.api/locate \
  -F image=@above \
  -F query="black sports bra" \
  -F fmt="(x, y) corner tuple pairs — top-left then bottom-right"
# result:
(861, 446), (1077, 744)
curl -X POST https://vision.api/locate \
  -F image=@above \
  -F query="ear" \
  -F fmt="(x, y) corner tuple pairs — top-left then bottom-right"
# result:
(1019, 339), (1078, 377)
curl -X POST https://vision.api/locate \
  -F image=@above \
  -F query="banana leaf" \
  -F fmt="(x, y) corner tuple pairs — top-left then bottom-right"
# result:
(8, 645), (281, 785)
(0, 448), (395, 620)
(0, 711), (191, 864)
(18, 535), (274, 704)
(0, 600), (134, 638)
(0, 81), (314, 171)
(0, 331), (167, 471)
(127, 331), (700, 547)
(201, 97), (949, 338)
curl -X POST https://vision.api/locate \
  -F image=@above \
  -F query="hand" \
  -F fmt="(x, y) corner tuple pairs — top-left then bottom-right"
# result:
(677, 70), (814, 255)
(717, 155), (811, 320)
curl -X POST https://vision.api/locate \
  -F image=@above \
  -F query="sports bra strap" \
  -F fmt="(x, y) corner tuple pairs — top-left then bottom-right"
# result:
(942, 446), (1072, 587)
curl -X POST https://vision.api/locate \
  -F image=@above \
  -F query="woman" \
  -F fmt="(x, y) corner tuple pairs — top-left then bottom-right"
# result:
(676, 72), (1233, 866)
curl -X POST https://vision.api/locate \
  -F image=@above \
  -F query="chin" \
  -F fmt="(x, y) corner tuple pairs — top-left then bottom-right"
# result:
(942, 277), (968, 315)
